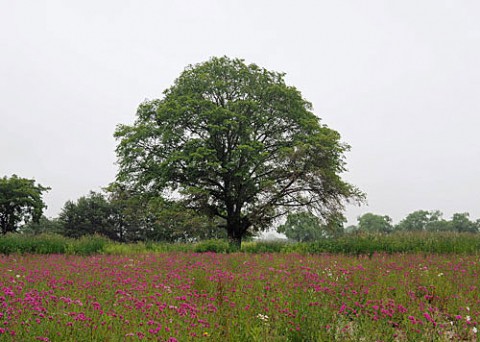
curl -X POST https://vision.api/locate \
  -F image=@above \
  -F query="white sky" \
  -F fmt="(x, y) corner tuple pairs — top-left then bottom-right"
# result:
(1, 0), (479, 225)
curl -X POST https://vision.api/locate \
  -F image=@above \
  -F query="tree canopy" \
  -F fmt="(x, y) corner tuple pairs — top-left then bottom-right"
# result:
(357, 213), (393, 234)
(0, 175), (49, 234)
(115, 56), (363, 247)
(396, 210), (442, 232)
(277, 211), (345, 242)
(106, 183), (226, 242)
(59, 192), (119, 240)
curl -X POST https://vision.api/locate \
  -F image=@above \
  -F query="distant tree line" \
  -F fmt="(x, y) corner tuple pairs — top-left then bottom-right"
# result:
(21, 187), (227, 243)
(278, 210), (480, 242)
(1, 175), (479, 243)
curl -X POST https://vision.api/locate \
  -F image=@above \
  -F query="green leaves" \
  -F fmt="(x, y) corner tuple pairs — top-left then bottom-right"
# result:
(357, 213), (394, 234)
(114, 56), (363, 244)
(0, 175), (50, 234)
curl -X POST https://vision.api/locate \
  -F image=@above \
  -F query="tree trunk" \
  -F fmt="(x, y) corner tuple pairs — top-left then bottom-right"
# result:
(226, 212), (252, 251)
(228, 234), (242, 251)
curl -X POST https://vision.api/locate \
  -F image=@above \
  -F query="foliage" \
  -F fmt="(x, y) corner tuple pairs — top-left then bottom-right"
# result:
(106, 183), (227, 242)
(103, 241), (194, 255)
(58, 192), (120, 240)
(1, 231), (480, 256)
(450, 212), (479, 233)
(393, 210), (479, 234)
(0, 175), (49, 234)
(357, 212), (393, 234)
(193, 239), (231, 253)
(68, 234), (110, 255)
(425, 219), (452, 232)
(395, 210), (442, 232)
(19, 216), (64, 235)
(307, 231), (480, 255)
(277, 211), (322, 242)
(0, 233), (108, 255)
(114, 56), (363, 248)
(241, 240), (290, 253)
(278, 211), (346, 241)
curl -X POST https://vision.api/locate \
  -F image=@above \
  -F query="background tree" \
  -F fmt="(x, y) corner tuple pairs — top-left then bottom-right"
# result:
(322, 211), (347, 238)
(19, 216), (64, 235)
(277, 211), (323, 242)
(424, 219), (452, 233)
(344, 225), (358, 234)
(58, 192), (120, 240)
(107, 183), (226, 242)
(357, 213), (393, 234)
(0, 175), (49, 234)
(149, 199), (227, 242)
(395, 210), (442, 232)
(450, 212), (478, 233)
(115, 56), (362, 248)
(277, 211), (345, 241)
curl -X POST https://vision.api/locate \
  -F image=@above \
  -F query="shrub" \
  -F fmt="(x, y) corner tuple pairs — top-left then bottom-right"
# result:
(0, 233), (67, 254)
(68, 235), (109, 255)
(194, 239), (231, 253)
(241, 240), (289, 253)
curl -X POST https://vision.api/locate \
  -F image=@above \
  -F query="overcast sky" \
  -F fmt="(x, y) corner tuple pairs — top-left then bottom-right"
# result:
(1, 0), (479, 225)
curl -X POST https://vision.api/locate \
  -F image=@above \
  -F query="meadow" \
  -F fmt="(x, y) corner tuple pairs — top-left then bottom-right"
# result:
(0, 251), (478, 341)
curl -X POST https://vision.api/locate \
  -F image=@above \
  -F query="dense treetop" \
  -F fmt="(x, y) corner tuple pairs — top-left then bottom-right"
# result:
(0, 175), (49, 234)
(114, 56), (363, 246)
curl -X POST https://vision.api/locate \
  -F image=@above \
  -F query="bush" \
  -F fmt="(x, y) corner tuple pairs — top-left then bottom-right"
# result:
(194, 239), (231, 253)
(68, 235), (109, 255)
(306, 232), (480, 255)
(241, 240), (289, 253)
(0, 233), (67, 254)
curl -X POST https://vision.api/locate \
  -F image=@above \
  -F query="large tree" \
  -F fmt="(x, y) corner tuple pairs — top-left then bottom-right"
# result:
(115, 57), (362, 248)
(0, 175), (49, 234)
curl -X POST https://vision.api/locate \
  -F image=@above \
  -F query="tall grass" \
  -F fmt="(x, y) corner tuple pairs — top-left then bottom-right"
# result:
(306, 231), (480, 255)
(0, 231), (479, 255)
(0, 233), (108, 255)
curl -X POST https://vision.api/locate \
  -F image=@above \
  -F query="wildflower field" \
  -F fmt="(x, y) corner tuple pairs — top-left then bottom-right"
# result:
(0, 252), (478, 341)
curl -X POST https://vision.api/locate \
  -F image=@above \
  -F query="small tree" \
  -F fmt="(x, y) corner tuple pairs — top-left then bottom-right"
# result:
(357, 213), (393, 234)
(0, 175), (49, 234)
(425, 219), (452, 232)
(450, 213), (478, 233)
(396, 210), (442, 232)
(277, 212), (323, 242)
(59, 192), (120, 240)
(277, 211), (345, 241)
(115, 56), (363, 248)
(20, 216), (64, 235)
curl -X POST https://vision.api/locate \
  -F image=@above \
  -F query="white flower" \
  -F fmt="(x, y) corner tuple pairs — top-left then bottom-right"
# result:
(466, 316), (471, 322)
(257, 314), (269, 322)
(472, 327), (477, 334)
(437, 273), (444, 277)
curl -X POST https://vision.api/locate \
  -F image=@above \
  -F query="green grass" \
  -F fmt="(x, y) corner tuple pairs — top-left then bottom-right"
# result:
(1, 231), (480, 256)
